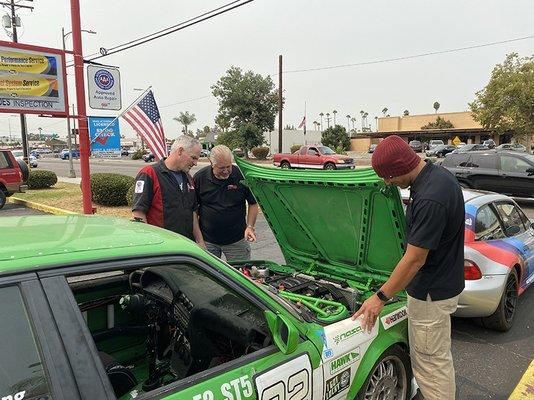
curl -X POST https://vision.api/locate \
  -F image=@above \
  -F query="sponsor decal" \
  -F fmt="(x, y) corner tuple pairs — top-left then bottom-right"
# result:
(323, 347), (334, 359)
(333, 325), (363, 345)
(135, 180), (145, 193)
(227, 184), (238, 190)
(94, 69), (114, 90)
(325, 368), (351, 400)
(380, 306), (408, 329)
(329, 348), (360, 374)
(1, 391), (26, 400)
(465, 217), (473, 226)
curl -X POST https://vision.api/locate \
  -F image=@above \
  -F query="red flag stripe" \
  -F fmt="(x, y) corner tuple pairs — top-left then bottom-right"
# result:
(131, 108), (166, 156)
(123, 111), (165, 159)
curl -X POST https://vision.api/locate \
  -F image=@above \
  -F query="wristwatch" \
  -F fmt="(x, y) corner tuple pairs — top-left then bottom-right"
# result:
(376, 289), (390, 302)
(247, 225), (255, 230)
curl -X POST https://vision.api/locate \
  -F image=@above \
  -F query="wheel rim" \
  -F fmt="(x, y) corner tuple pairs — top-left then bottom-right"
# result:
(281, 162), (289, 169)
(325, 164), (335, 170)
(504, 275), (518, 323)
(361, 355), (407, 400)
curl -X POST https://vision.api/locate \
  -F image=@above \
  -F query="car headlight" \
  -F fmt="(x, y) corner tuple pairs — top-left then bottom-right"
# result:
(336, 159), (344, 163)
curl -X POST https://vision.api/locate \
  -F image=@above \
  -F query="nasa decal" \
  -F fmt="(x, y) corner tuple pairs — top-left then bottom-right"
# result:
(380, 306), (408, 330)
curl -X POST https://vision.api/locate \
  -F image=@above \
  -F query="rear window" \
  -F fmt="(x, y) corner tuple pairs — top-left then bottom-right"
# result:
(0, 151), (13, 169)
(442, 153), (469, 167)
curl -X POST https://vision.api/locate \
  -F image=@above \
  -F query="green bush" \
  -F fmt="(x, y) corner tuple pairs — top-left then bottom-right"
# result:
(91, 173), (134, 206)
(131, 149), (147, 160)
(27, 170), (57, 189)
(251, 146), (269, 159)
(290, 144), (302, 154)
(126, 183), (135, 207)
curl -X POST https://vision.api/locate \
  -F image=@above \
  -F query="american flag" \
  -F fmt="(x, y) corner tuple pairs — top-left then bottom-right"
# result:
(122, 90), (166, 160)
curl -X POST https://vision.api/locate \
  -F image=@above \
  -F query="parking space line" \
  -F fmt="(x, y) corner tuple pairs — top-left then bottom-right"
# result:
(8, 197), (78, 215)
(509, 359), (534, 399)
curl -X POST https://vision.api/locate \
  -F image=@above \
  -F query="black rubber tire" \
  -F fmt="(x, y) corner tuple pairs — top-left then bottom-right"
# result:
(324, 163), (336, 170)
(482, 269), (518, 331)
(17, 159), (29, 182)
(280, 161), (290, 169)
(355, 345), (411, 400)
(0, 190), (6, 210)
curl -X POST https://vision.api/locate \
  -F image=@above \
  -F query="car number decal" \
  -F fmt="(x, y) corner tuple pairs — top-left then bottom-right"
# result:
(1, 391), (25, 400)
(191, 375), (253, 400)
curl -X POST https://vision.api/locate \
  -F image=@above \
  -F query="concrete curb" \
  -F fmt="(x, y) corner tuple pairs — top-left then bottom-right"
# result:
(9, 197), (78, 215)
(509, 359), (534, 399)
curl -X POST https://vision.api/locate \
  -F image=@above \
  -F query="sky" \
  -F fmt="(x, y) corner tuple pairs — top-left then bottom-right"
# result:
(1, 0), (533, 140)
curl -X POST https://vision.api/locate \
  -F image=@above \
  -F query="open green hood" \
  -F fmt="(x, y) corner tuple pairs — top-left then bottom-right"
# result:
(235, 158), (407, 281)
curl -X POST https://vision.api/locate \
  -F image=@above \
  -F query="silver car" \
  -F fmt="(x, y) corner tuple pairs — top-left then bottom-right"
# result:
(11, 150), (38, 168)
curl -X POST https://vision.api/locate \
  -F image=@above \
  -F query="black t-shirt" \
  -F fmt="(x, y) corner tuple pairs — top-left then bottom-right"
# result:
(193, 165), (257, 245)
(405, 161), (465, 301)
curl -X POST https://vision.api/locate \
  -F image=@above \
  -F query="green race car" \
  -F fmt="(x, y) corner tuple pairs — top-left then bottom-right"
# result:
(0, 159), (411, 400)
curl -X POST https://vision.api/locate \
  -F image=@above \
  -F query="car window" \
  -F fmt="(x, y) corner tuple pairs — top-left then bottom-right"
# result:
(0, 285), (51, 399)
(317, 146), (335, 155)
(299, 147), (307, 155)
(494, 202), (527, 236)
(307, 148), (319, 155)
(475, 205), (505, 241)
(442, 153), (468, 167)
(500, 155), (532, 173)
(468, 154), (496, 169)
(0, 151), (12, 168)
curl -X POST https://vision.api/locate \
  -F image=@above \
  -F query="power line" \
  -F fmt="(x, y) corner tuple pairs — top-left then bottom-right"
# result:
(281, 34), (534, 74)
(160, 95), (213, 109)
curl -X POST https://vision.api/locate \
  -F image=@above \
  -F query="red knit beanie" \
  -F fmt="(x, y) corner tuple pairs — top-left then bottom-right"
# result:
(371, 135), (421, 178)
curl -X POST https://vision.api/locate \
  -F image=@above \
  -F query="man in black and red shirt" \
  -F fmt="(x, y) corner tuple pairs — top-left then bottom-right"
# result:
(132, 135), (205, 246)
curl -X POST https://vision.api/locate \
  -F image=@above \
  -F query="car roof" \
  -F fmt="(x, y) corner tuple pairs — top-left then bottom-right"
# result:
(0, 215), (203, 275)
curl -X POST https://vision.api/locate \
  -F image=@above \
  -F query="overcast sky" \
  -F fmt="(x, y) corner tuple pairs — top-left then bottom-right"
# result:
(1, 0), (533, 139)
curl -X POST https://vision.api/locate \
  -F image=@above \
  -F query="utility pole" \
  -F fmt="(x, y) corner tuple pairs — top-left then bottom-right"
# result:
(62, 27), (76, 178)
(278, 55), (283, 153)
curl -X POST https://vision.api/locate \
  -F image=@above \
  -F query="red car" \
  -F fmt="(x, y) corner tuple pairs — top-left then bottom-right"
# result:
(0, 149), (28, 209)
(273, 145), (354, 170)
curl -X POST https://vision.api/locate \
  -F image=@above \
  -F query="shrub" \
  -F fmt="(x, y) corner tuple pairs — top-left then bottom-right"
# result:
(251, 147), (269, 159)
(290, 144), (302, 154)
(126, 183), (135, 207)
(131, 149), (147, 160)
(27, 170), (57, 189)
(91, 173), (134, 206)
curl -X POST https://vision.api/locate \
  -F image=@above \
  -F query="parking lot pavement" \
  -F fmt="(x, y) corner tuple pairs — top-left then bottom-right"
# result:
(0, 202), (46, 216)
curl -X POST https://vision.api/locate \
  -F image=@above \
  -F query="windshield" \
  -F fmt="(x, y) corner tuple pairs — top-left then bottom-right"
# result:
(430, 140), (444, 145)
(318, 146), (336, 155)
(521, 154), (534, 164)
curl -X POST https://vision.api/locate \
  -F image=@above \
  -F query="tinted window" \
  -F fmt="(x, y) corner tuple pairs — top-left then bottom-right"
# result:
(0, 286), (51, 399)
(307, 148), (319, 155)
(0, 151), (12, 169)
(442, 153), (469, 167)
(317, 146), (335, 155)
(468, 154), (496, 169)
(494, 202), (527, 235)
(299, 147), (306, 155)
(475, 205), (505, 241)
(500, 155), (532, 173)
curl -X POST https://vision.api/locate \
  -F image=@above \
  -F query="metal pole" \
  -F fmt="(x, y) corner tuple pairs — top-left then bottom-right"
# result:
(72, 104), (77, 146)
(278, 55), (283, 153)
(70, 0), (92, 214)
(62, 27), (76, 178)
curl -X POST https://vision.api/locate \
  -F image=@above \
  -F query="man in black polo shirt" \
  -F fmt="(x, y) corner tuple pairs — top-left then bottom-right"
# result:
(353, 135), (464, 400)
(131, 135), (205, 247)
(194, 145), (258, 261)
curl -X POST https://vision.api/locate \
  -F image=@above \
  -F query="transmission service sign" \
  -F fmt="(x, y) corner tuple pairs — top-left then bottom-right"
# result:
(87, 65), (121, 110)
(0, 41), (68, 115)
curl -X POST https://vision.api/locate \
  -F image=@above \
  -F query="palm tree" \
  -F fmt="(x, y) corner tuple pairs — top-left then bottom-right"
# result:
(363, 112), (369, 131)
(360, 110), (365, 131)
(433, 102), (440, 114)
(382, 107), (388, 116)
(351, 117), (356, 131)
(403, 109), (410, 116)
(313, 121), (319, 131)
(319, 112), (324, 131)
(326, 113), (331, 128)
(346, 114), (351, 131)
(332, 110), (337, 126)
(375, 116), (378, 131)
(173, 111), (197, 136)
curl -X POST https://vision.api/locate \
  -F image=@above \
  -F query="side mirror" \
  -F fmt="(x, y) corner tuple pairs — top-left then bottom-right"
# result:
(265, 310), (299, 355)
(505, 225), (521, 236)
(526, 167), (534, 176)
(315, 152), (320, 156)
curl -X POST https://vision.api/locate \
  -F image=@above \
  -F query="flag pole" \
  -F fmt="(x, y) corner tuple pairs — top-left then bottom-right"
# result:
(304, 101), (307, 145)
(89, 86), (152, 145)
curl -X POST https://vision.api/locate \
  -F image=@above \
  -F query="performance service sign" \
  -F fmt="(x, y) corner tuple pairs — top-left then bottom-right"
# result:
(87, 65), (121, 110)
(0, 41), (67, 115)
(88, 116), (121, 158)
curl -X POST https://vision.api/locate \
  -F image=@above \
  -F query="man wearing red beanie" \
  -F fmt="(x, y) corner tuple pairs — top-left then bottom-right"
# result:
(353, 135), (465, 400)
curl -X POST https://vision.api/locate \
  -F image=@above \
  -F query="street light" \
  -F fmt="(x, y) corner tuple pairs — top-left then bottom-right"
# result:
(62, 27), (96, 178)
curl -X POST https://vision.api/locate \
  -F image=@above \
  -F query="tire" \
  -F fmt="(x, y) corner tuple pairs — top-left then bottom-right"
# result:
(16, 159), (29, 182)
(482, 269), (518, 331)
(355, 345), (411, 400)
(0, 190), (6, 210)
(280, 161), (290, 169)
(324, 162), (336, 170)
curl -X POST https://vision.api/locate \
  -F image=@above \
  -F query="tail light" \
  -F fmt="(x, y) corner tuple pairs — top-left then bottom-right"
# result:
(464, 260), (482, 280)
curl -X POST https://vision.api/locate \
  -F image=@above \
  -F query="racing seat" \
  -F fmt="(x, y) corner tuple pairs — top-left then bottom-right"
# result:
(98, 351), (138, 398)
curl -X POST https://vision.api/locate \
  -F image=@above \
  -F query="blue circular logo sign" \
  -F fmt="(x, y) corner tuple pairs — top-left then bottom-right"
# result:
(94, 70), (114, 90)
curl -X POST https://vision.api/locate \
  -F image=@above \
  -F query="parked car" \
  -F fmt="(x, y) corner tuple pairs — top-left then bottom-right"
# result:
(273, 145), (354, 170)
(442, 150), (534, 197)
(456, 142), (467, 148)
(450, 143), (488, 154)
(59, 149), (80, 160)
(495, 143), (527, 152)
(428, 139), (445, 150)
(0, 158), (413, 400)
(11, 149), (38, 168)
(0, 149), (28, 209)
(368, 144), (378, 153)
(30, 149), (41, 159)
(482, 139), (496, 149)
(233, 147), (245, 158)
(121, 148), (132, 156)
(400, 188), (533, 331)
(425, 144), (457, 158)
(142, 152), (155, 162)
(201, 148), (211, 157)
(408, 140), (423, 153)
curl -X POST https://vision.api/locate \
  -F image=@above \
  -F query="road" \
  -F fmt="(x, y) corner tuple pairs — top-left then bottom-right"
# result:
(16, 157), (534, 398)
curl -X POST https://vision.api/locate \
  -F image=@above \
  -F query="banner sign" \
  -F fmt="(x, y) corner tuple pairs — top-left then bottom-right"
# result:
(88, 116), (121, 158)
(87, 65), (121, 110)
(0, 41), (67, 115)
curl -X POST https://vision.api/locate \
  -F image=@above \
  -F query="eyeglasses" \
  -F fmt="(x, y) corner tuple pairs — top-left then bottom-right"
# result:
(213, 165), (232, 171)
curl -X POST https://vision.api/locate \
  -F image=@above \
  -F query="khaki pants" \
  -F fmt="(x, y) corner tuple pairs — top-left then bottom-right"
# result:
(407, 294), (459, 400)
(205, 238), (251, 261)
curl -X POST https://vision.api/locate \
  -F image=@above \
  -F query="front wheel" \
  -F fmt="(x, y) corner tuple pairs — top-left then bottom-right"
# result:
(482, 269), (518, 331)
(355, 345), (411, 400)
(324, 163), (336, 170)
(280, 161), (290, 169)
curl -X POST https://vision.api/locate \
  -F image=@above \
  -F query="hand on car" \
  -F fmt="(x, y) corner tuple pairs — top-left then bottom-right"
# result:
(352, 294), (384, 333)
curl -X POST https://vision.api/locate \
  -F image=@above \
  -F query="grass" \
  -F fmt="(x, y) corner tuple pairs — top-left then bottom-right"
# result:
(13, 182), (131, 218)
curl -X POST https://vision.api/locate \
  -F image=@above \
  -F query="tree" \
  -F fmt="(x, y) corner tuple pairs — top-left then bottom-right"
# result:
(284, 124), (296, 130)
(382, 107), (388, 116)
(321, 125), (350, 152)
(421, 116), (454, 130)
(403, 109), (410, 116)
(173, 111), (196, 136)
(211, 66), (278, 154)
(215, 114), (231, 133)
(319, 112), (324, 131)
(332, 110), (338, 125)
(433, 101), (440, 114)
(469, 53), (534, 153)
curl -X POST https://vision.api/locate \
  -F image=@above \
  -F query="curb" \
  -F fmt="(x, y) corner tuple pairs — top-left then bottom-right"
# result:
(509, 359), (534, 399)
(9, 197), (78, 215)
